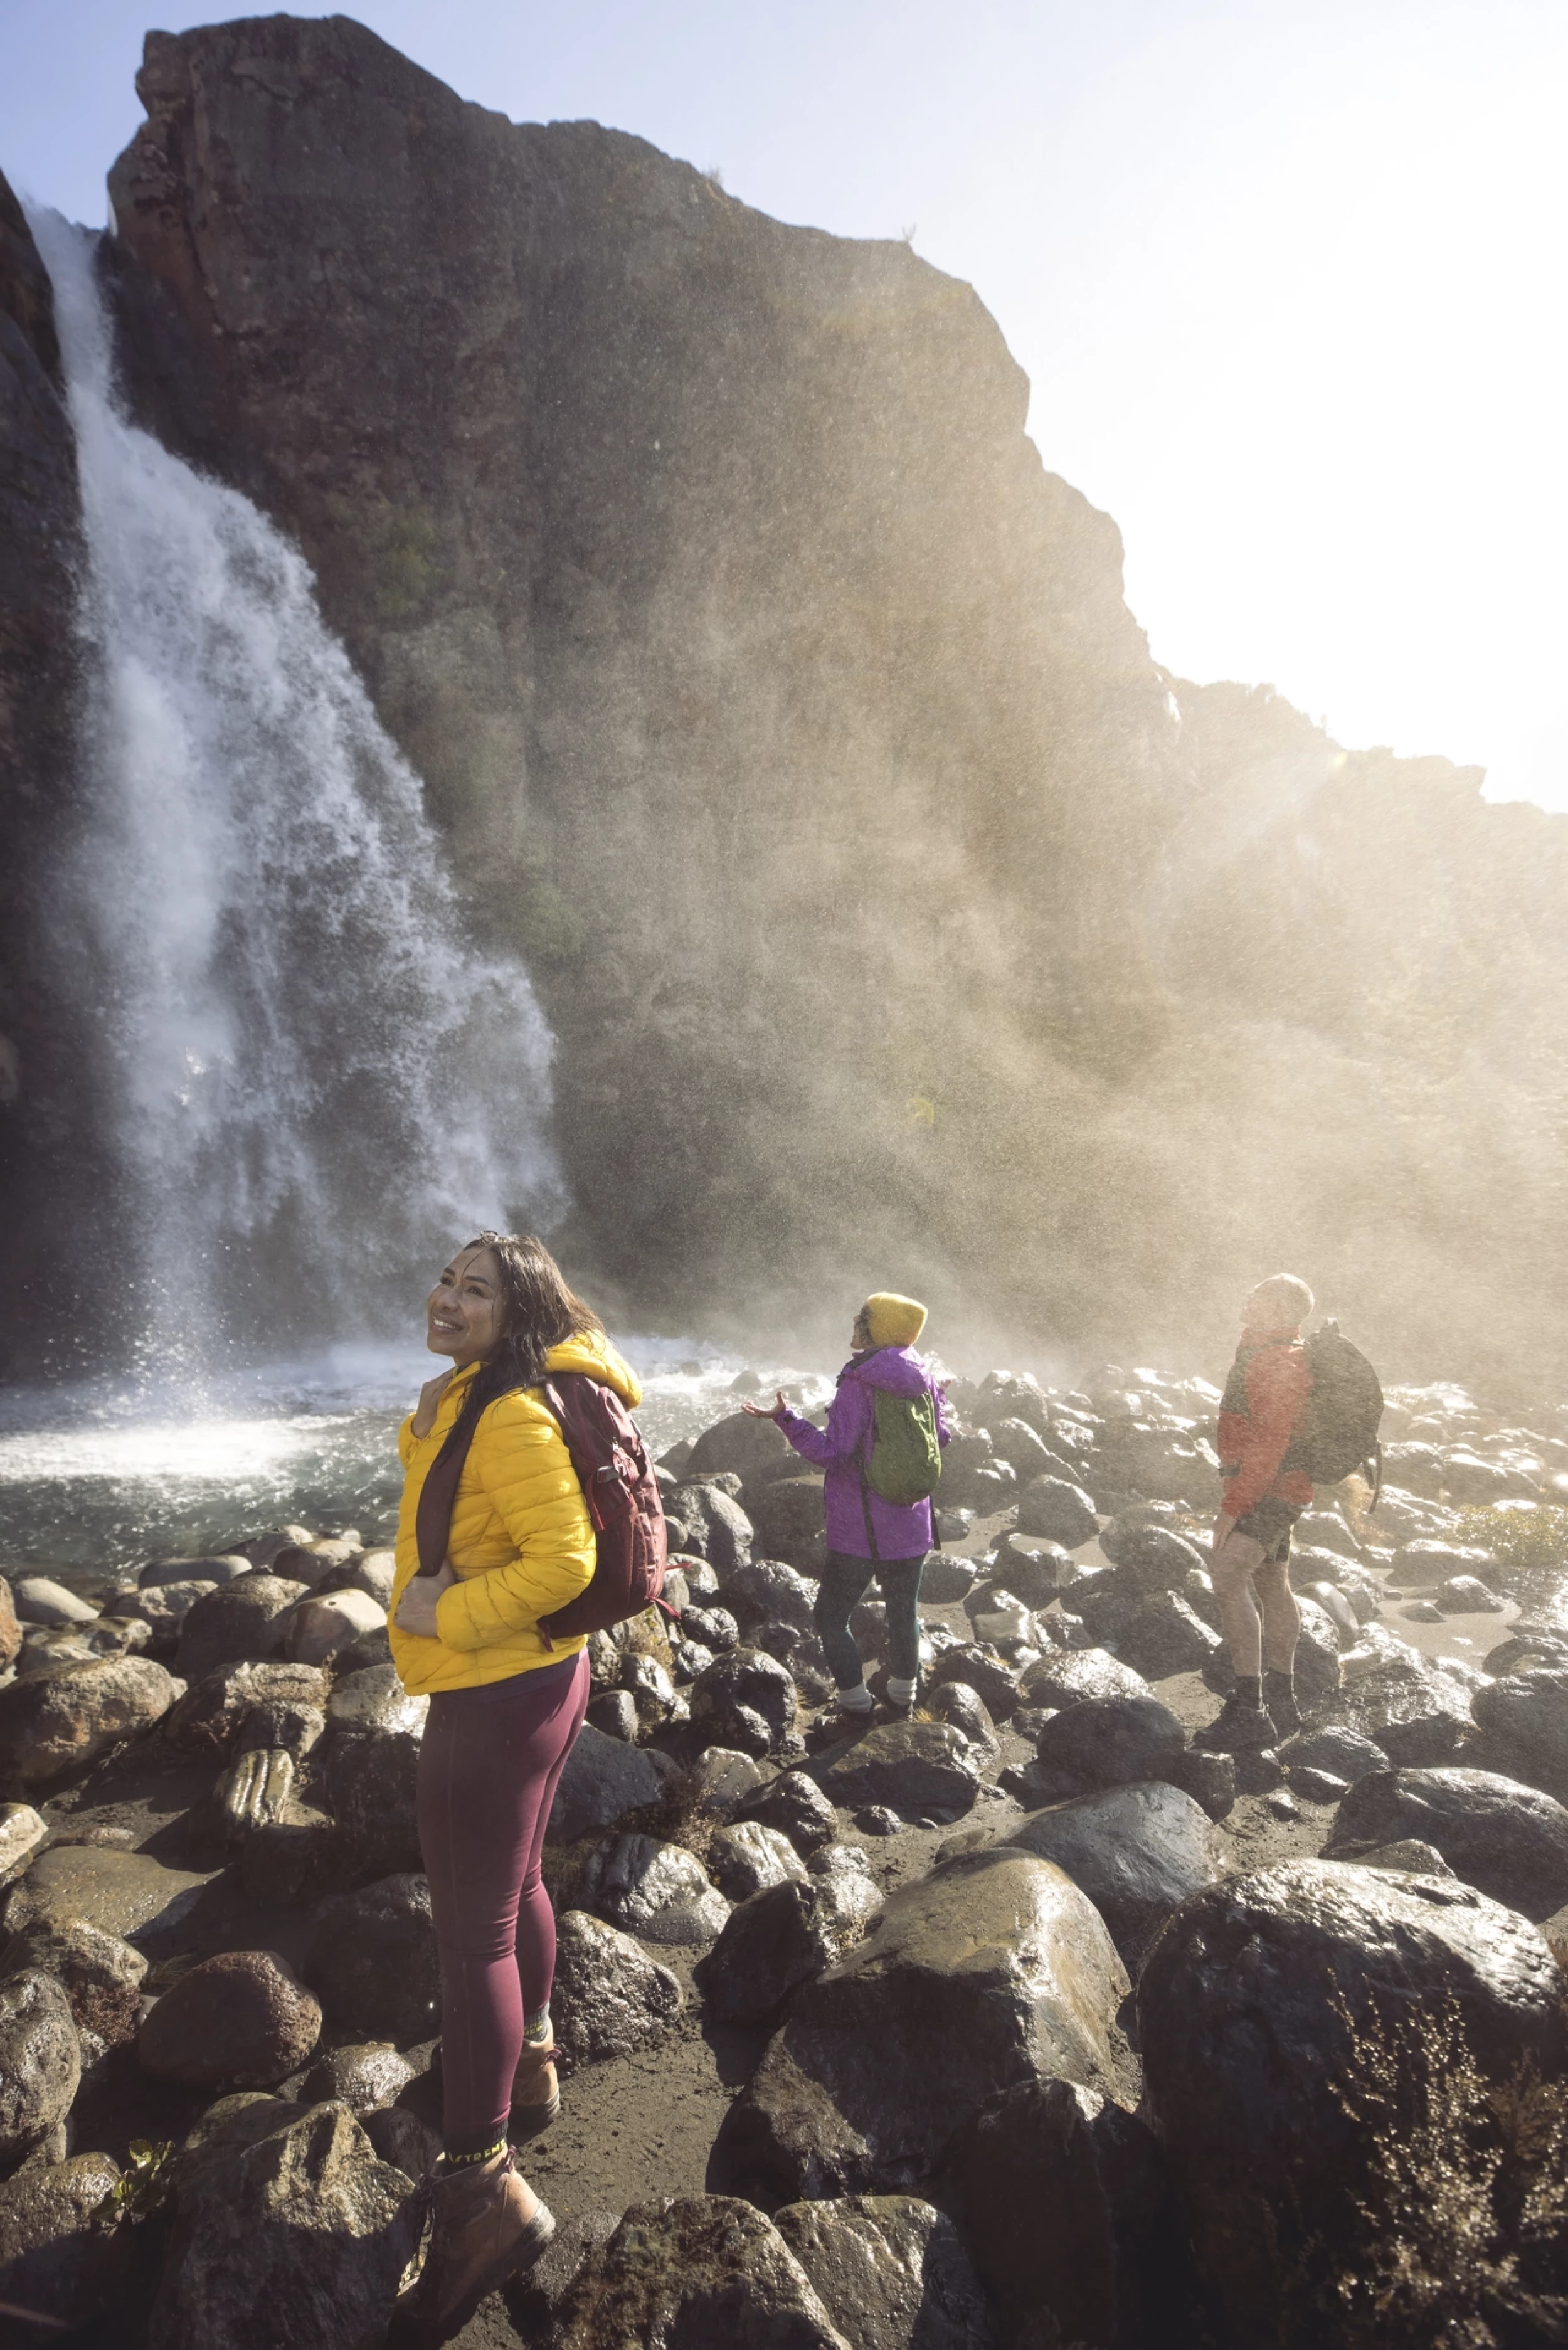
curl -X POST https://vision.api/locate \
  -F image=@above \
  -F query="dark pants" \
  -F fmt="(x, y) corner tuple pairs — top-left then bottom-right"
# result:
(814, 1548), (926, 1690)
(416, 1649), (589, 2152)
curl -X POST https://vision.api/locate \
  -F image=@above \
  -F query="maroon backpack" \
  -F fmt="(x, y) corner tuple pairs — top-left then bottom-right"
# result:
(414, 1369), (667, 1640)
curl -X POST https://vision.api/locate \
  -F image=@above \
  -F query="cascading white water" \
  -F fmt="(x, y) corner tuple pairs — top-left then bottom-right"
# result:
(29, 209), (561, 1376)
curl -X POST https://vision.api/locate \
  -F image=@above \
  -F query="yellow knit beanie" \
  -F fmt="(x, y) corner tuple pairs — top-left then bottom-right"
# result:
(862, 1292), (928, 1348)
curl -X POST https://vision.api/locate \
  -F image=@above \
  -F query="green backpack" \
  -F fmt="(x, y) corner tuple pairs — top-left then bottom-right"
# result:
(862, 1387), (943, 1509)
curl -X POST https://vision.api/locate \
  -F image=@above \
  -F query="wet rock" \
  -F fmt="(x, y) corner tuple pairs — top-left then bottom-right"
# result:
(620, 1649), (679, 1727)
(0, 1653), (178, 1786)
(144, 1553), (253, 1587)
(1327, 1765), (1568, 1917)
(1471, 1666), (1568, 1789)
(0, 2150), (135, 2336)
(282, 1588), (387, 1668)
(1168, 1747), (1236, 1821)
(551, 1910), (684, 2068)
(1004, 1781), (1219, 1966)
(682, 1603), (741, 1654)
(303, 1875), (440, 2043)
(669, 1483), (755, 1578)
(1300, 1579), (1359, 1644)
(726, 1560), (820, 1631)
(324, 1660), (425, 1737)
(746, 1479), (829, 1569)
(687, 1411), (795, 1483)
(218, 1744), (299, 1838)
(0, 1806), (45, 1888)
(1293, 1509), (1362, 1560)
(710, 1848), (1130, 2206)
(1032, 1695), (1185, 1797)
(819, 1722), (981, 1818)
(583, 1832), (730, 1944)
(1116, 1589), (1223, 1680)
(710, 1820), (809, 1900)
(166, 1658), (332, 1753)
(0, 1971), (79, 2170)
(1017, 1647), (1150, 1713)
(2, 1915), (146, 2041)
(149, 2096), (420, 2350)
(317, 1549), (397, 1608)
(687, 1745), (768, 1821)
(1392, 1538), (1499, 1588)
(12, 1576), (98, 1627)
(1096, 1519), (1205, 1596)
(1138, 1858), (1565, 2346)
(546, 1722), (679, 1843)
(964, 1587), (1036, 1648)
(774, 2194), (993, 2350)
(551, 2194), (849, 2349)
(1279, 1724), (1387, 1783)
(856, 1806), (901, 1836)
(322, 1720), (421, 1880)
(361, 2104), (442, 2182)
(272, 1536), (363, 1587)
(926, 1644), (1019, 1721)
(923, 1681), (999, 1757)
(1014, 1476), (1098, 1549)
(175, 1573), (309, 1682)
(1436, 1573), (1505, 1614)
(738, 1768), (839, 1855)
(689, 1648), (798, 1757)
(697, 1867), (886, 2026)
(1380, 1442), (1448, 1498)
(588, 1687), (638, 1741)
(987, 1536), (1074, 1610)
(301, 2041), (415, 2114)
(6, 1843), (212, 1941)
(0, 1584), (18, 1673)
(945, 2077), (1179, 2350)
(138, 1949), (322, 2087)
(919, 1555), (980, 1604)
(238, 1526), (316, 1569)
(236, 1805), (344, 1909)
(672, 1637), (716, 1684)
(108, 1577), (218, 1651)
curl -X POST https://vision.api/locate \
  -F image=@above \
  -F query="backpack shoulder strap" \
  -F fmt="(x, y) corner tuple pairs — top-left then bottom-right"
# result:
(413, 1392), (487, 1579)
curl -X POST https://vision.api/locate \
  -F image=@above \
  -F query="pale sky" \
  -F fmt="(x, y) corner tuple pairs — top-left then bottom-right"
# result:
(5, 0), (1566, 807)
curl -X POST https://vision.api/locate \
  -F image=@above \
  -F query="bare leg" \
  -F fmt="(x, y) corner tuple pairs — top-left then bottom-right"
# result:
(1210, 1528), (1269, 1678)
(1253, 1556), (1301, 1675)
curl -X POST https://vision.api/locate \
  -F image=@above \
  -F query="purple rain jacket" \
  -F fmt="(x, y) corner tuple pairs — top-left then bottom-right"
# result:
(775, 1346), (953, 1561)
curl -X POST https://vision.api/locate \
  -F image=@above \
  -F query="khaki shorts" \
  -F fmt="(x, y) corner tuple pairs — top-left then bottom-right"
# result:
(1232, 1498), (1302, 1564)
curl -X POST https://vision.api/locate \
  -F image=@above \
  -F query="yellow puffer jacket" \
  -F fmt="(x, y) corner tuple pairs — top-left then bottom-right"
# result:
(388, 1330), (643, 1696)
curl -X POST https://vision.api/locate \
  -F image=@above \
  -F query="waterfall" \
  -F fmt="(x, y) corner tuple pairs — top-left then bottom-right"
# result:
(29, 209), (561, 1377)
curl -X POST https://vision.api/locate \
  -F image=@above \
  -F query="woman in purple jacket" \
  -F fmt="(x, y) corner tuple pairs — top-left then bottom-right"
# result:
(743, 1292), (950, 1720)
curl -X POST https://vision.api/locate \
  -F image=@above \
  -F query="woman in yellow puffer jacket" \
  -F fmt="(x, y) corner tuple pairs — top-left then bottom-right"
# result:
(386, 1231), (641, 2344)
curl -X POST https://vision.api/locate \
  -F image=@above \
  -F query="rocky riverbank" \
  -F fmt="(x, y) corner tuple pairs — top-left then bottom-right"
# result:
(0, 1363), (1565, 2346)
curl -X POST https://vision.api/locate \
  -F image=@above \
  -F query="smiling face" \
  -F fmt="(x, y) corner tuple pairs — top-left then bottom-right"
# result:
(426, 1246), (505, 1367)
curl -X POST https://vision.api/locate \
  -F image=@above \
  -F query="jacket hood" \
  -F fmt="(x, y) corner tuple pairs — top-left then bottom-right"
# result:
(546, 1329), (642, 1408)
(841, 1345), (932, 1398)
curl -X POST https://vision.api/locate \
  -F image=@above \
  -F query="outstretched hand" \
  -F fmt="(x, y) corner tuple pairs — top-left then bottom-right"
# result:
(739, 1391), (789, 1421)
(395, 1557), (457, 1637)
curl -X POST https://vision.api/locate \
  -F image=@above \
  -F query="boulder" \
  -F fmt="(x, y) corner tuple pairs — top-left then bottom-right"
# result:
(1138, 1859), (1565, 2346)
(686, 1411), (795, 1483)
(547, 1722), (679, 1843)
(1168, 1747), (1237, 1821)
(588, 1688), (638, 1741)
(1291, 1594), (1346, 1695)
(1278, 1725), (1387, 1785)
(620, 1650), (679, 1728)
(1485, 1629), (1568, 1676)
(1471, 1668), (1568, 1788)
(710, 1821), (809, 1900)
(1, 1915), (146, 2042)
(698, 1865), (886, 2027)
(1014, 1476), (1098, 1549)
(1032, 1695), (1184, 1797)
(282, 1589), (387, 1667)
(302, 1875), (440, 2043)
(746, 1481), (829, 1568)
(774, 2195), (992, 2350)
(1380, 1442), (1448, 1498)
(1096, 1519), (1205, 1594)
(166, 1659), (332, 1752)
(689, 1648), (798, 1757)
(321, 1723), (422, 1882)
(142, 1553), (255, 1587)
(1435, 1574), (1505, 1614)
(687, 1745), (769, 1821)
(683, 1604), (741, 1653)
(0, 1806), (46, 1889)
(964, 1587), (1036, 1648)
(0, 1582), (20, 1671)
(726, 1560), (820, 1631)
(137, 1949), (322, 2087)
(738, 1769), (839, 1855)
(582, 1832), (730, 1944)
(987, 1536), (1074, 1609)
(0, 2151), (135, 2336)
(709, 1849), (1130, 2207)
(176, 1573), (309, 1681)
(818, 1722), (981, 1819)
(1017, 1648), (1150, 1713)
(237, 1806), (344, 1910)
(0, 1971), (79, 2168)
(669, 1484), (755, 1578)
(918, 1555), (980, 1604)
(551, 1910), (684, 2069)
(1335, 1838), (1456, 1877)
(301, 2041), (415, 2114)
(1392, 1538), (1499, 1589)
(1327, 1766), (1568, 1918)
(551, 2194), (850, 2350)
(1115, 1590), (1223, 1680)
(945, 2077), (1180, 2350)
(108, 1577), (218, 1650)
(1293, 1510), (1362, 1560)
(0, 1653), (178, 1785)
(12, 1576), (98, 1626)
(1300, 1580), (1359, 1644)
(923, 1681), (999, 1758)
(149, 2097), (420, 2350)
(8, 1843), (212, 1942)
(1004, 1781), (1219, 1965)
(923, 1643), (1017, 1723)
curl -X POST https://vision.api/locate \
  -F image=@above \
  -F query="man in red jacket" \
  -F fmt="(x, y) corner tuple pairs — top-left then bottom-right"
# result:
(1195, 1273), (1315, 1752)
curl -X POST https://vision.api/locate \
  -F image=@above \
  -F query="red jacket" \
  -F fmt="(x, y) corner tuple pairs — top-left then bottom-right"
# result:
(1217, 1330), (1313, 1520)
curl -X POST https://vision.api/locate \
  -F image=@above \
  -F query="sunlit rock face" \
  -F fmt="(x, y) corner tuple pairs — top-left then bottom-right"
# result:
(8, 11), (1568, 1377)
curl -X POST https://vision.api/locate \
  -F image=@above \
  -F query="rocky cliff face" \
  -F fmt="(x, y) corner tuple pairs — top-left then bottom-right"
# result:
(6, 15), (1566, 1385)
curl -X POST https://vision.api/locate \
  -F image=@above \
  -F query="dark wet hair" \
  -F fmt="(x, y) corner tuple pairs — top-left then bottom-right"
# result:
(450, 1232), (602, 1429)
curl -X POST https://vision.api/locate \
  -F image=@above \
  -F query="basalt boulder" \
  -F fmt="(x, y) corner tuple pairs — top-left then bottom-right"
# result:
(1017, 1648), (1150, 1713)
(1002, 1781), (1219, 1967)
(175, 1574), (309, 1682)
(137, 1949), (322, 2087)
(773, 2194), (993, 2350)
(1326, 1765), (1568, 1919)
(0, 1654), (178, 1786)
(1014, 1476), (1098, 1550)
(697, 1864), (886, 2027)
(551, 1910), (684, 2070)
(302, 1875), (440, 2044)
(736, 1768), (839, 1855)
(0, 1971), (80, 2171)
(546, 1721), (679, 1842)
(581, 1832), (730, 1945)
(689, 1648), (798, 1758)
(1470, 1668), (1568, 1791)
(0, 2152), (137, 2339)
(818, 1721), (982, 1819)
(551, 2194), (850, 2350)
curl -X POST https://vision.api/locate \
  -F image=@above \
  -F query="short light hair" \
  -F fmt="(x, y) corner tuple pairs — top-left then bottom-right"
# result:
(1248, 1273), (1314, 1327)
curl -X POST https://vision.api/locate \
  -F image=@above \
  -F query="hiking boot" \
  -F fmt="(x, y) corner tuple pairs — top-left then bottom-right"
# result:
(391, 2147), (554, 2349)
(510, 2033), (559, 2142)
(1194, 1691), (1278, 1753)
(1264, 1671), (1303, 1738)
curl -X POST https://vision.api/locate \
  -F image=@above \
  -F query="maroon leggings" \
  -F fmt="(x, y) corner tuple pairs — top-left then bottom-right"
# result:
(416, 1649), (589, 2152)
